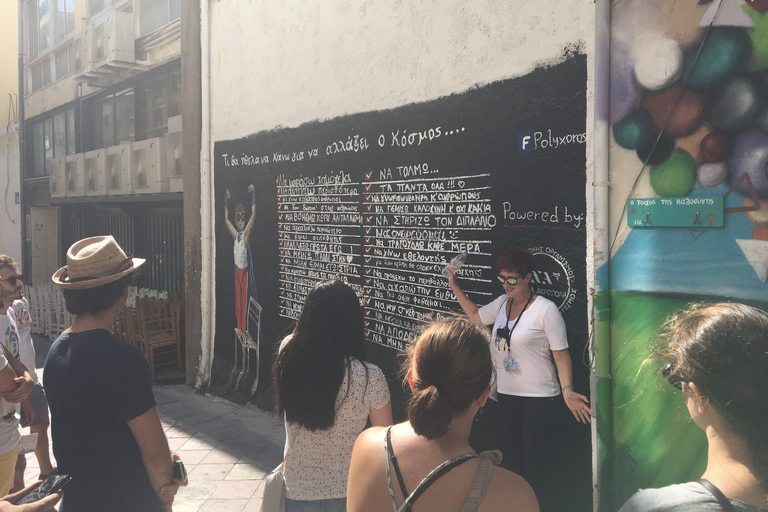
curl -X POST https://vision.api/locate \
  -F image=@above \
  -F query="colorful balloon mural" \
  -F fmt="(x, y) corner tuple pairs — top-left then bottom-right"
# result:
(606, 1), (768, 509)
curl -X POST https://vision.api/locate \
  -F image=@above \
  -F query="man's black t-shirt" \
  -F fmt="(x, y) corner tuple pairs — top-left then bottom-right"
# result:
(44, 329), (162, 512)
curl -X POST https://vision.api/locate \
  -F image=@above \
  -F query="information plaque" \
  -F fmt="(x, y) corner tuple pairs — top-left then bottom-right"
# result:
(627, 197), (724, 228)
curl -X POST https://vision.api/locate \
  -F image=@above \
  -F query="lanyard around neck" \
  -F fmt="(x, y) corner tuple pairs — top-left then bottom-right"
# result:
(503, 292), (534, 351)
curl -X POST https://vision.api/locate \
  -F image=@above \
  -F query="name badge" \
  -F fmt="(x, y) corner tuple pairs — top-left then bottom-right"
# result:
(504, 356), (517, 371)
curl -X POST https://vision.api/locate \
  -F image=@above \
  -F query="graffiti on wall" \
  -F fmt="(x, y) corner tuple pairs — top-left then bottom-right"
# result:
(606, 0), (768, 507)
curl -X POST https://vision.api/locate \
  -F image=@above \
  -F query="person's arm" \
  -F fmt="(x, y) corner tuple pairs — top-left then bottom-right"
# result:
(0, 345), (33, 403)
(368, 401), (392, 427)
(0, 365), (18, 394)
(347, 426), (388, 512)
(127, 407), (177, 512)
(223, 189), (237, 239)
(19, 398), (34, 428)
(243, 184), (257, 241)
(446, 269), (481, 322)
(552, 349), (594, 424)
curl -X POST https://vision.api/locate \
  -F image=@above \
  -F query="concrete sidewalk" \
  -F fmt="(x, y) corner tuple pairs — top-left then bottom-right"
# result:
(155, 384), (286, 512)
(21, 383), (286, 512)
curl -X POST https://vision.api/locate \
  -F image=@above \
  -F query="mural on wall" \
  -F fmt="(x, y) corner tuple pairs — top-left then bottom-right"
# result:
(223, 184), (263, 392)
(606, 0), (768, 508)
(213, 54), (593, 510)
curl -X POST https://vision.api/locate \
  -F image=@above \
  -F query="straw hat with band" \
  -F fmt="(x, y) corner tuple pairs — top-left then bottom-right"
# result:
(52, 235), (145, 290)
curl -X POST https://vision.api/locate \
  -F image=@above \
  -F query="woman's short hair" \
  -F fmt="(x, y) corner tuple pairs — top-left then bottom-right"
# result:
(657, 302), (768, 497)
(272, 279), (367, 431)
(63, 274), (133, 315)
(404, 316), (492, 439)
(496, 248), (534, 275)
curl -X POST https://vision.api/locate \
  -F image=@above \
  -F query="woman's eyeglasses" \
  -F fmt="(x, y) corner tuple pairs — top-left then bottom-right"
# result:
(496, 274), (525, 286)
(0, 275), (22, 286)
(662, 363), (684, 390)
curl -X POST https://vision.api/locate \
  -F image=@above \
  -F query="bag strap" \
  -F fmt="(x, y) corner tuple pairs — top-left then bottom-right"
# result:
(386, 427), (410, 501)
(697, 479), (737, 512)
(399, 454), (477, 511)
(277, 443), (292, 475)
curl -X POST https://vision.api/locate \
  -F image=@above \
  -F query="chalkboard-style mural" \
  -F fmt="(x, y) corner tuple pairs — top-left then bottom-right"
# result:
(214, 54), (590, 510)
(606, 1), (768, 509)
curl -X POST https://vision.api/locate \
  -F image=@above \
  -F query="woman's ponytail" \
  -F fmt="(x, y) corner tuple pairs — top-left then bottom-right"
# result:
(404, 317), (492, 440)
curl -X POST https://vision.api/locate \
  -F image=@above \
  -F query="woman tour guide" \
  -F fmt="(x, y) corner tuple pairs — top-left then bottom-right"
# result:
(446, 247), (594, 509)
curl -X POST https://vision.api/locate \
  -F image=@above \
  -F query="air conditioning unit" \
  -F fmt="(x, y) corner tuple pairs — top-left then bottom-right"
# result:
(84, 149), (107, 196)
(49, 157), (67, 198)
(165, 131), (182, 193)
(91, 11), (135, 69)
(131, 138), (169, 194)
(106, 143), (133, 195)
(65, 154), (86, 197)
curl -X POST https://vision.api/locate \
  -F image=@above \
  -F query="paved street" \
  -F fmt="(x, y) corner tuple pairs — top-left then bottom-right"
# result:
(23, 332), (286, 512)
(22, 383), (286, 512)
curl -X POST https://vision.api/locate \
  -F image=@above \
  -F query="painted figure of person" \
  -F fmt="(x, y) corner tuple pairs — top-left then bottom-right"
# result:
(224, 184), (261, 390)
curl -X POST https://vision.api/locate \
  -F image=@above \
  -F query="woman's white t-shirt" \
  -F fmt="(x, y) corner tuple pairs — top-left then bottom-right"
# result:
(478, 295), (568, 397)
(280, 342), (390, 500)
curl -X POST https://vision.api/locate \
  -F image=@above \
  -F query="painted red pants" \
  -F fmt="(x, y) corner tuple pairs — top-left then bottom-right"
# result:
(234, 267), (248, 333)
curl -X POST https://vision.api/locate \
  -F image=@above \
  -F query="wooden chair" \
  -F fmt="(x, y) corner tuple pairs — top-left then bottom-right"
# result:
(134, 302), (183, 379)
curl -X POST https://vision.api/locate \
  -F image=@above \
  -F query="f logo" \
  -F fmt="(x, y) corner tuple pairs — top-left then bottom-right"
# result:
(517, 132), (534, 154)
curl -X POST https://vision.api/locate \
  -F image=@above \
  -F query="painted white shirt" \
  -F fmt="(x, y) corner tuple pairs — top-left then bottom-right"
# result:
(478, 295), (568, 397)
(233, 231), (248, 269)
(282, 357), (390, 500)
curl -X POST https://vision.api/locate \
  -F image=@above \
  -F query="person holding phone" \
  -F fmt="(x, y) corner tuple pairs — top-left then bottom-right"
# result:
(45, 236), (187, 512)
(446, 247), (594, 511)
(0, 481), (62, 511)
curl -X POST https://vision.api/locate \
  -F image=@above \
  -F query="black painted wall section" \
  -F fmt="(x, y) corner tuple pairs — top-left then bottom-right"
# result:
(213, 54), (591, 510)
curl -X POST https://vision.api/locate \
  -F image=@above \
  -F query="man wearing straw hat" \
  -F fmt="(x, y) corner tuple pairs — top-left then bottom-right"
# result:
(45, 236), (186, 512)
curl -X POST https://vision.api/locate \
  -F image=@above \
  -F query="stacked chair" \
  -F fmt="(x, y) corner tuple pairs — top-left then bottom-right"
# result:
(28, 284), (184, 380)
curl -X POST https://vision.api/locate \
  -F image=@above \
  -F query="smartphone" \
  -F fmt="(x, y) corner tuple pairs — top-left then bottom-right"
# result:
(16, 474), (72, 504)
(172, 460), (186, 482)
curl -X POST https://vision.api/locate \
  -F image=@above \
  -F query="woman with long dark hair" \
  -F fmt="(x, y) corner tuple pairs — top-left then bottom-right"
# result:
(347, 317), (539, 512)
(620, 303), (768, 511)
(273, 279), (392, 511)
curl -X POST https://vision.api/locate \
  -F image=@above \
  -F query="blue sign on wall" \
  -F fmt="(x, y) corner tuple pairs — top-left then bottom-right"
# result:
(627, 197), (724, 227)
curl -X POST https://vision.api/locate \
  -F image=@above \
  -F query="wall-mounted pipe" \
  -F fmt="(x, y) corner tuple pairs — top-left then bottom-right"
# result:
(196, 0), (214, 389)
(593, 0), (613, 510)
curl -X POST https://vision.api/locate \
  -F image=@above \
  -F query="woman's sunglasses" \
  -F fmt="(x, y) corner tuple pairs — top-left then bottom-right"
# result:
(234, 213), (246, 222)
(661, 363), (684, 390)
(0, 275), (22, 286)
(496, 274), (526, 286)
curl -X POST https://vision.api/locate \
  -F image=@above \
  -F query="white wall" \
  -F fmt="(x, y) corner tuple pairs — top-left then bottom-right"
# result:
(0, 127), (22, 262)
(209, 0), (595, 141)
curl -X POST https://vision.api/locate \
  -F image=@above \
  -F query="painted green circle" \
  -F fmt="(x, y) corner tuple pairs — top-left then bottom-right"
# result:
(649, 150), (697, 197)
(681, 27), (751, 90)
(613, 108), (655, 149)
